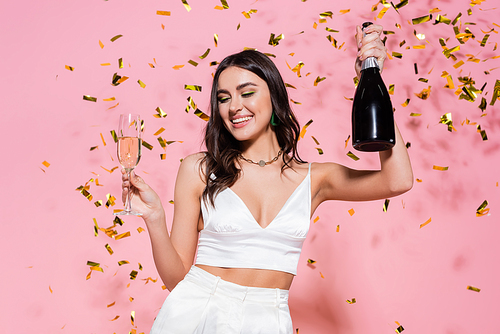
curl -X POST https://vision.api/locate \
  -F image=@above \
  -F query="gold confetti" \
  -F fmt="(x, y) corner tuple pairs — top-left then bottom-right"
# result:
(433, 165), (449, 171)
(320, 272), (325, 278)
(476, 200), (489, 216)
(299, 119), (313, 139)
(105, 244), (114, 255)
(392, 52), (403, 59)
(336, 225), (340, 232)
(103, 97), (115, 101)
(434, 14), (451, 25)
(319, 11), (333, 19)
(194, 109), (210, 121)
(110, 315), (120, 321)
(242, 9), (257, 19)
(307, 259), (316, 264)
(383, 199), (390, 212)
(420, 217), (432, 228)
(99, 40), (104, 49)
(467, 285), (481, 292)
(154, 107), (167, 118)
(118, 260), (130, 266)
(173, 64), (184, 70)
(107, 302), (115, 307)
(142, 141), (153, 150)
(395, 324), (405, 333)
(49, 286), (53, 293)
(181, 0), (191, 12)
(154, 127), (166, 136)
(401, 99), (410, 107)
(42, 161), (50, 168)
(315, 148), (324, 155)
(347, 151), (360, 161)
(157, 10), (171, 16)
(290, 99), (302, 104)
(348, 208), (355, 216)
(214, 33), (218, 47)
(476, 125), (488, 141)
(313, 216), (320, 223)
(314, 76), (326, 86)
(377, 7), (389, 19)
(344, 135), (350, 148)
(131, 310), (135, 326)
(412, 14), (432, 25)
(490, 80), (500, 106)
(138, 80), (146, 88)
(268, 33), (284, 46)
(110, 35), (123, 42)
(346, 298), (356, 304)
(94, 200), (103, 207)
(415, 86), (431, 100)
(130, 270), (138, 280)
(339, 9), (350, 14)
(188, 60), (198, 67)
(439, 113), (456, 132)
(199, 48), (210, 59)
(184, 85), (202, 91)
(65, 65), (74, 71)
(114, 231), (131, 240)
(83, 95), (97, 102)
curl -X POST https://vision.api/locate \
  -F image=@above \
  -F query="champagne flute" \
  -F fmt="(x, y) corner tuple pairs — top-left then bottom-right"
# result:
(115, 113), (142, 216)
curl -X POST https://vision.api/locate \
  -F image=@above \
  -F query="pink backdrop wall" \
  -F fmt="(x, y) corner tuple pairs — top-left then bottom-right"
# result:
(1, 0), (499, 333)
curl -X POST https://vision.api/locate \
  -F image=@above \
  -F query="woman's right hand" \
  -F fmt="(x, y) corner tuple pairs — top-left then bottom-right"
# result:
(121, 169), (164, 222)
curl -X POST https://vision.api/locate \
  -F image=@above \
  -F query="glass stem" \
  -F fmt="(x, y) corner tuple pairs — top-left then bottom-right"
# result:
(125, 170), (132, 212)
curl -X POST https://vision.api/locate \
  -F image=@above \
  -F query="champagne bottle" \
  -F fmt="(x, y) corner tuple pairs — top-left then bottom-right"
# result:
(352, 22), (395, 152)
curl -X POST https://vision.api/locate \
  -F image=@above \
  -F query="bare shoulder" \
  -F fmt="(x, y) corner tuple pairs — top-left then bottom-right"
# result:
(175, 152), (206, 194)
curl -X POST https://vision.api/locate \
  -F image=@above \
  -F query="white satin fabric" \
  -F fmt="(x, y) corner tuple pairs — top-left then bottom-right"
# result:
(150, 266), (293, 334)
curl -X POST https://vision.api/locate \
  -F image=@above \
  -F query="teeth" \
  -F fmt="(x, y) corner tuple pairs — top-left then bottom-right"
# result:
(232, 116), (252, 124)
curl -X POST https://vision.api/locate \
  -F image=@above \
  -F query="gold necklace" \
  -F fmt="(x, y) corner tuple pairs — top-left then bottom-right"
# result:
(238, 150), (282, 167)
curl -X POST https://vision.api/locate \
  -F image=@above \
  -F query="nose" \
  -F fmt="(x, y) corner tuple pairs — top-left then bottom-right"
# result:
(228, 96), (242, 113)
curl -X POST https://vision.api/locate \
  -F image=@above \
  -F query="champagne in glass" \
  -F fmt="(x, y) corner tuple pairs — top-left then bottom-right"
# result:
(115, 113), (143, 216)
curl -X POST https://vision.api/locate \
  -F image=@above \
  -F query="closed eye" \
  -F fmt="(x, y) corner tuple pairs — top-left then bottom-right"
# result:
(218, 96), (230, 103)
(242, 91), (255, 98)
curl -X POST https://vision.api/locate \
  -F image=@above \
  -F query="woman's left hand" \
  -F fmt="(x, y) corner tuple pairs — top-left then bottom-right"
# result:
(354, 23), (387, 79)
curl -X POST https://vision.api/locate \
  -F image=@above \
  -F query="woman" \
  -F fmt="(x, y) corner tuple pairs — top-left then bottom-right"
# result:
(121, 24), (413, 333)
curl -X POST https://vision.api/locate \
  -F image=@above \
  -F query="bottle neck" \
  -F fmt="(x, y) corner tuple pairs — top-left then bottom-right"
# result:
(361, 57), (379, 71)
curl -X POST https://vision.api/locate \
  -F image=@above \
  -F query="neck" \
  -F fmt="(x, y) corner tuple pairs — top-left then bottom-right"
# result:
(239, 132), (281, 162)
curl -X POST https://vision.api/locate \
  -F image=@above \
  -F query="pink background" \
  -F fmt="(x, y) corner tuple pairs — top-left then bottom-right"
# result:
(1, 0), (499, 333)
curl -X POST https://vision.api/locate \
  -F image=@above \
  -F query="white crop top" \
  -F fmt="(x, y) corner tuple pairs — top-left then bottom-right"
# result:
(195, 163), (311, 275)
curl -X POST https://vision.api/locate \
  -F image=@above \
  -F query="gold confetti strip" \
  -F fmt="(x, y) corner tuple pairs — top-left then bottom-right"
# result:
(415, 86), (431, 100)
(395, 324), (405, 333)
(392, 52), (403, 59)
(154, 106), (167, 118)
(154, 127), (166, 136)
(83, 95), (97, 102)
(110, 35), (123, 42)
(185, 85), (202, 91)
(41, 161), (50, 168)
(315, 148), (324, 155)
(105, 244), (114, 255)
(90, 146), (98, 151)
(434, 14), (451, 25)
(476, 125), (488, 141)
(181, 0), (191, 12)
(467, 285), (481, 292)
(285, 83), (296, 89)
(299, 119), (313, 139)
(195, 109), (210, 121)
(118, 260), (130, 266)
(118, 58), (123, 69)
(214, 33), (218, 47)
(347, 151), (360, 161)
(320, 272), (325, 278)
(188, 60), (198, 67)
(49, 286), (53, 293)
(131, 310), (136, 326)
(416, 178), (423, 183)
(143, 277), (158, 284)
(319, 11), (333, 19)
(344, 135), (350, 148)
(476, 200), (489, 217)
(105, 194), (116, 208)
(339, 9), (350, 14)
(412, 14), (432, 25)
(490, 80), (500, 106)
(157, 10), (171, 16)
(138, 80), (146, 88)
(107, 302), (115, 308)
(114, 231), (131, 240)
(439, 113), (456, 132)
(99, 40), (104, 49)
(94, 200), (103, 207)
(314, 76), (326, 86)
(377, 7), (389, 19)
(158, 137), (167, 149)
(420, 217), (431, 228)
(173, 64), (184, 70)
(101, 166), (119, 173)
(199, 48), (210, 59)
(101, 63), (111, 66)
(290, 99), (302, 104)
(313, 216), (319, 223)
(346, 298), (356, 304)
(269, 33), (284, 46)
(130, 270), (138, 280)
(383, 199), (390, 212)
(433, 165), (449, 171)
(107, 103), (119, 110)
(142, 141), (153, 150)
(336, 225), (340, 232)
(348, 208), (355, 216)
(307, 259), (316, 264)
(110, 315), (120, 321)
(103, 97), (115, 101)
(65, 65), (74, 71)
(93, 218), (99, 237)
(401, 99), (410, 107)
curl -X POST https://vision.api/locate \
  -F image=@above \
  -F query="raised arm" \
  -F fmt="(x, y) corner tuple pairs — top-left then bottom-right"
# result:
(312, 23), (413, 207)
(123, 153), (205, 290)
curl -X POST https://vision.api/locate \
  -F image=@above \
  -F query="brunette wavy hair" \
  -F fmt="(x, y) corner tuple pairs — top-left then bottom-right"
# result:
(201, 49), (305, 206)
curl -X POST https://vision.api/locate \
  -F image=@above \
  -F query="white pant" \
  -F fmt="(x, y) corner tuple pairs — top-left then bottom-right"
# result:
(150, 266), (293, 334)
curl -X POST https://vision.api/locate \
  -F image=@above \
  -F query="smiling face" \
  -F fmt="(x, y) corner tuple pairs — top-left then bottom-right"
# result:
(216, 66), (273, 143)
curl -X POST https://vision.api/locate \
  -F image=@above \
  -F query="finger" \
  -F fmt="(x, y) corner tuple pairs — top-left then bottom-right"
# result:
(363, 24), (383, 35)
(355, 25), (363, 48)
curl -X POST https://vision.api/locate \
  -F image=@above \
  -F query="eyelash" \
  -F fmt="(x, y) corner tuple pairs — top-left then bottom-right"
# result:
(218, 91), (255, 103)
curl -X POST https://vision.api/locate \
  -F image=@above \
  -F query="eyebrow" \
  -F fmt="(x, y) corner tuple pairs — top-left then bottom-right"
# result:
(217, 82), (257, 95)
